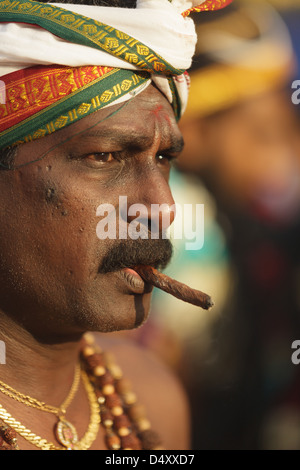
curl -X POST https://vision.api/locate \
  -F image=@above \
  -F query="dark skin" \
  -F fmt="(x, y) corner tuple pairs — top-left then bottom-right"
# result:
(0, 84), (190, 449)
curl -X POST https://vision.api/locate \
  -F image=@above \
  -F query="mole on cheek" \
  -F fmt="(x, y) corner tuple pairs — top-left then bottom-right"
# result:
(45, 187), (57, 203)
(44, 185), (68, 216)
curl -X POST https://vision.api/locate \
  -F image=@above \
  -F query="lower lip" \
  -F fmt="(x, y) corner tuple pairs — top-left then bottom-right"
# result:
(118, 267), (151, 294)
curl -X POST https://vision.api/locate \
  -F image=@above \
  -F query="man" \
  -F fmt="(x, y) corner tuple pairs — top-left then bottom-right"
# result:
(0, 0), (232, 451)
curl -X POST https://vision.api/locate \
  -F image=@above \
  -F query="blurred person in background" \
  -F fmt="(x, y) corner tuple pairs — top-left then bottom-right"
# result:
(174, 0), (300, 450)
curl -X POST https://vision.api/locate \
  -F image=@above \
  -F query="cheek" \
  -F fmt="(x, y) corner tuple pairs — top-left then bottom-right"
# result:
(43, 194), (102, 282)
(7, 166), (104, 284)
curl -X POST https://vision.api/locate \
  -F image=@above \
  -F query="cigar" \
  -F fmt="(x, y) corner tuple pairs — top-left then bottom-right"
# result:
(134, 265), (214, 310)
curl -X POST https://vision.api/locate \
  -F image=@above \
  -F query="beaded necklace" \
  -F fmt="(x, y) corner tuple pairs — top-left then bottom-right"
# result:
(0, 333), (163, 450)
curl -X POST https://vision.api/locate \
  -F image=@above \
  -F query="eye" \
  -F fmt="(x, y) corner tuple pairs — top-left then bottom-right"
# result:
(85, 152), (115, 163)
(156, 154), (175, 166)
(79, 151), (122, 169)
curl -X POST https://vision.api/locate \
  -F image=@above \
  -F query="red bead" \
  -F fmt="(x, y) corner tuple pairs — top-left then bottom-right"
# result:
(84, 353), (105, 371)
(0, 444), (13, 450)
(101, 406), (114, 427)
(113, 414), (131, 430)
(105, 393), (122, 409)
(2, 427), (17, 443)
(94, 371), (114, 389)
(121, 433), (142, 450)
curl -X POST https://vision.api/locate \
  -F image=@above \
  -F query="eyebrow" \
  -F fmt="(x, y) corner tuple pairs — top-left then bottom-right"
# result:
(80, 127), (185, 154)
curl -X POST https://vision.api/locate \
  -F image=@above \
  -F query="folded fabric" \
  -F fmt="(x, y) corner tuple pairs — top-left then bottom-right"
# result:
(0, 0), (232, 149)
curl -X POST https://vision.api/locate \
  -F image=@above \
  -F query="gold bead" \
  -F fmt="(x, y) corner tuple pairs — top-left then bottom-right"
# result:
(111, 406), (123, 416)
(123, 391), (137, 405)
(112, 442), (121, 450)
(118, 427), (130, 437)
(109, 364), (123, 380)
(83, 333), (95, 345)
(128, 403), (146, 421)
(93, 366), (106, 377)
(102, 384), (115, 395)
(82, 346), (95, 357)
(137, 418), (151, 431)
(103, 419), (114, 428)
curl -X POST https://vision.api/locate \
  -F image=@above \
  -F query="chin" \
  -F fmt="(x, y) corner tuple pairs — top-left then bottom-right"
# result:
(79, 291), (153, 334)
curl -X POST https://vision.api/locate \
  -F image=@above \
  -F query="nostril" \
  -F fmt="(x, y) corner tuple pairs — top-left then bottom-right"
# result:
(121, 200), (176, 240)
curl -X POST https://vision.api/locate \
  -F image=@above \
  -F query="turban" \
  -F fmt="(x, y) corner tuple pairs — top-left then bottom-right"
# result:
(0, 0), (232, 149)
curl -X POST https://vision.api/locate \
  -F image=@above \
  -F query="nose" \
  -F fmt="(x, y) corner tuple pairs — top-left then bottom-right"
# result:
(125, 168), (176, 238)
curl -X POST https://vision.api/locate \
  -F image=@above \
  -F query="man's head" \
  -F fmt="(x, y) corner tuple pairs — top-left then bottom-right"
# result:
(0, 0), (181, 341)
(0, 80), (183, 341)
(0, 0), (233, 341)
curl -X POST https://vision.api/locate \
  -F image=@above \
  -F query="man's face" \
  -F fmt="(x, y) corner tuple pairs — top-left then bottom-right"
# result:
(0, 84), (183, 340)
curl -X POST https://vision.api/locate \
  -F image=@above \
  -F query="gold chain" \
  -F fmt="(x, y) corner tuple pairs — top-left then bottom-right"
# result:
(0, 371), (101, 450)
(0, 362), (81, 416)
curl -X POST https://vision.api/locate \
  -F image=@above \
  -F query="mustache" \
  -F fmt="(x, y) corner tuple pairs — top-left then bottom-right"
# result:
(99, 238), (173, 274)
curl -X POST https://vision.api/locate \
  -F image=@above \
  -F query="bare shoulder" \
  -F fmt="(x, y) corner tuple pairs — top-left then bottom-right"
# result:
(93, 332), (191, 450)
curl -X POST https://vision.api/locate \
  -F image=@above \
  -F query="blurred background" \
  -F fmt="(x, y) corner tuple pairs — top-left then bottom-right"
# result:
(120, 0), (300, 450)
(175, 0), (300, 450)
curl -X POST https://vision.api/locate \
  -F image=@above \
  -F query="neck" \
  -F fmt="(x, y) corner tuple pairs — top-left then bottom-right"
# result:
(0, 313), (83, 405)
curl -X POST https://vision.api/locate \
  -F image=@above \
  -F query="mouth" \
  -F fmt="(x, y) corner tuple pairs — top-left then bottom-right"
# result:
(117, 267), (154, 295)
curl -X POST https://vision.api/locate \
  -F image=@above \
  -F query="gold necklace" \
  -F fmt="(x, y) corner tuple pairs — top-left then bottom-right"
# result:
(0, 362), (80, 413)
(0, 362), (82, 447)
(0, 370), (100, 450)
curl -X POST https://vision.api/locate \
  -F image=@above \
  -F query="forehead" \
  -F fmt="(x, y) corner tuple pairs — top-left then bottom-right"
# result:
(14, 84), (182, 164)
